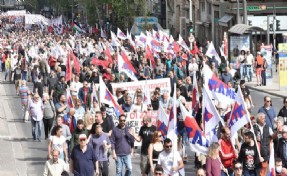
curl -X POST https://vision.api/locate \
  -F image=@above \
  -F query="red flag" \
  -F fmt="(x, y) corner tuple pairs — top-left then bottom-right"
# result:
(145, 45), (156, 68)
(191, 44), (199, 55)
(104, 48), (113, 62)
(121, 50), (137, 74)
(66, 52), (72, 81)
(92, 58), (109, 68)
(70, 51), (81, 74)
(173, 41), (180, 53)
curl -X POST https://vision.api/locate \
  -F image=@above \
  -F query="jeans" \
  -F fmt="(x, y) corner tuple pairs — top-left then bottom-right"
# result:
(98, 160), (109, 176)
(31, 118), (42, 140)
(43, 118), (54, 139)
(246, 65), (253, 82)
(240, 64), (246, 80)
(22, 71), (27, 81)
(261, 70), (266, 86)
(115, 155), (132, 176)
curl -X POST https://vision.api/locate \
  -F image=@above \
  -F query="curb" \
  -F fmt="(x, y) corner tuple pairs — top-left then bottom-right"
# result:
(246, 85), (285, 98)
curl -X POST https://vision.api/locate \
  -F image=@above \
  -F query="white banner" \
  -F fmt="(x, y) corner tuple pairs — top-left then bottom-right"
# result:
(25, 14), (49, 25)
(111, 78), (171, 98)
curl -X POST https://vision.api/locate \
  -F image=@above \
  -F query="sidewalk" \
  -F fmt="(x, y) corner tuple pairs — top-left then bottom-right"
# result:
(245, 67), (287, 98)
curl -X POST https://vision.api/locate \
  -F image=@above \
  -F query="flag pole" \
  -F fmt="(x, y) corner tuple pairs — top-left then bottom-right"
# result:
(238, 87), (262, 158)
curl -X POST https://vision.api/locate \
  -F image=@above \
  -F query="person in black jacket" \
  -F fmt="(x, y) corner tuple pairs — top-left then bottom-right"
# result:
(276, 125), (287, 168)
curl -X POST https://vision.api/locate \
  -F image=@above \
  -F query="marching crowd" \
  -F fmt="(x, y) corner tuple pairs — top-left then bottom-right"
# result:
(0, 24), (285, 176)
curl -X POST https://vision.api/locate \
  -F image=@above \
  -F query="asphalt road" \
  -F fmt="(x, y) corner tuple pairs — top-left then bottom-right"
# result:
(0, 71), (284, 176)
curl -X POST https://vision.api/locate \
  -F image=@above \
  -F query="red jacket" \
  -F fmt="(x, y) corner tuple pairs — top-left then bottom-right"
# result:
(219, 138), (236, 168)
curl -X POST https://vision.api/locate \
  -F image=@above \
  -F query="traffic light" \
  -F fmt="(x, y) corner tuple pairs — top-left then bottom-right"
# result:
(269, 24), (273, 31)
(276, 20), (281, 31)
(188, 22), (193, 33)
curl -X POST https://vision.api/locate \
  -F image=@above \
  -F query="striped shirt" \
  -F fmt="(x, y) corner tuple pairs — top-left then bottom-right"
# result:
(19, 86), (30, 105)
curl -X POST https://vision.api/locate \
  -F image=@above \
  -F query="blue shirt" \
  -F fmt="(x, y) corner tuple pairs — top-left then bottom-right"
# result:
(71, 145), (96, 176)
(258, 106), (276, 129)
(89, 132), (111, 161)
(111, 126), (135, 156)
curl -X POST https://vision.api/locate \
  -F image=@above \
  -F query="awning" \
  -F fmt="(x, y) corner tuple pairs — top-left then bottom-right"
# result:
(219, 15), (233, 27)
(229, 24), (264, 34)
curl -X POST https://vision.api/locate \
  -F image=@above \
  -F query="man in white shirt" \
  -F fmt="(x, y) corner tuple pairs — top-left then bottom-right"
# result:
(28, 93), (44, 141)
(245, 50), (254, 82)
(130, 95), (148, 112)
(43, 149), (69, 176)
(188, 57), (198, 78)
(70, 75), (83, 97)
(158, 138), (184, 176)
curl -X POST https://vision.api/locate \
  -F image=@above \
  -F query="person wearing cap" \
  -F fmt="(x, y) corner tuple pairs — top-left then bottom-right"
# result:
(70, 119), (89, 152)
(70, 133), (98, 176)
(88, 122), (111, 176)
(111, 114), (135, 176)
(276, 125), (287, 168)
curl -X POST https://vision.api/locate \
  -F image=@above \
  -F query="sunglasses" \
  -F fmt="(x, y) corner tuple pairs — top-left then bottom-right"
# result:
(235, 166), (242, 170)
(165, 145), (172, 148)
(154, 172), (162, 175)
(80, 138), (86, 142)
(120, 120), (126, 122)
(158, 135), (162, 137)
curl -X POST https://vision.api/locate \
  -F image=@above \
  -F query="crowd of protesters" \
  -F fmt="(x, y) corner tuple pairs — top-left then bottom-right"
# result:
(0, 22), (285, 176)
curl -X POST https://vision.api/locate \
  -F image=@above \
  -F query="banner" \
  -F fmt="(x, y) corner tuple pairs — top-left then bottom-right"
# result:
(97, 78), (171, 99)
(229, 35), (250, 63)
(260, 45), (273, 81)
(278, 44), (287, 89)
(25, 14), (49, 25)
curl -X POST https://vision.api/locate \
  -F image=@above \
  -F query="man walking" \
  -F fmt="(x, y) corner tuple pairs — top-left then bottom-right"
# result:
(19, 80), (30, 122)
(132, 115), (156, 176)
(157, 138), (184, 176)
(70, 134), (98, 176)
(43, 149), (69, 176)
(111, 114), (135, 176)
(258, 96), (276, 129)
(28, 93), (44, 141)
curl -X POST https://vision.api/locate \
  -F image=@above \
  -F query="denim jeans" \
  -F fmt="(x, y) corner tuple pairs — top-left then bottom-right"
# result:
(115, 154), (132, 176)
(22, 71), (27, 81)
(246, 65), (253, 82)
(240, 64), (246, 80)
(31, 118), (42, 140)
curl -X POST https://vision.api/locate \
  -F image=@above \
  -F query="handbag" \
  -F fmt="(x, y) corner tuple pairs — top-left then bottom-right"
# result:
(24, 110), (30, 121)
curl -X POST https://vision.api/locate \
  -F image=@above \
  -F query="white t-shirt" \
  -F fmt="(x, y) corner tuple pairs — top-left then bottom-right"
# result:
(158, 150), (182, 176)
(246, 54), (254, 65)
(130, 103), (148, 112)
(70, 81), (83, 96)
(50, 135), (66, 153)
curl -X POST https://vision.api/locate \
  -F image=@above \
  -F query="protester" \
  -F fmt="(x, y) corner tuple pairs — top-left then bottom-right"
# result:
(278, 97), (287, 122)
(275, 158), (287, 176)
(233, 161), (243, 176)
(88, 122), (111, 176)
(206, 142), (224, 176)
(70, 134), (98, 176)
(70, 119), (89, 151)
(43, 149), (69, 176)
(111, 114), (135, 176)
(157, 138), (184, 176)
(28, 92), (44, 141)
(237, 131), (263, 175)
(146, 131), (163, 175)
(132, 115), (156, 176)
(257, 96), (277, 129)
(19, 80), (30, 122)
(196, 168), (206, 176)
(42, 93), (56, 140)
(48, 125), (68, 162)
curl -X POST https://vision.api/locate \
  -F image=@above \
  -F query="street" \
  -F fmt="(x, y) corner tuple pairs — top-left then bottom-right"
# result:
(0, 71), (284, 176)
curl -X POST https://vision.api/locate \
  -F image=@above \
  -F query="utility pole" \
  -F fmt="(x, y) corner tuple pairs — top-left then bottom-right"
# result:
(236, 0), (240, 24)
(211, 0), (214, 42)
(267, 15), (270, 45)
(243, 0), (247, 24)
(72, 0), (74, 20)
(273, 4), (276, 48)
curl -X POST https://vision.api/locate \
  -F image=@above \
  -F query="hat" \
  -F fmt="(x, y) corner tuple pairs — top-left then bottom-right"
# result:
(79, 134), (87, 140)
(283, 125), (287, 133)
(257, 52), (261, 54)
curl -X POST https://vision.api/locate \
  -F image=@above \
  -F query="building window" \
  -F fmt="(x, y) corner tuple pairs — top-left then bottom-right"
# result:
(201, 1), (205, 12)
(208, 2), (212, 15)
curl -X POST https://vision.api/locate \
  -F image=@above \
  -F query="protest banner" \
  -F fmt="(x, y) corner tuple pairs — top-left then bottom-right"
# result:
(96, 78), (171, 98)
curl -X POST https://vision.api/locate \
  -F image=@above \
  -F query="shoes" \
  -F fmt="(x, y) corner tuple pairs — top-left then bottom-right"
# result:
(37, 138), (41, 142)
